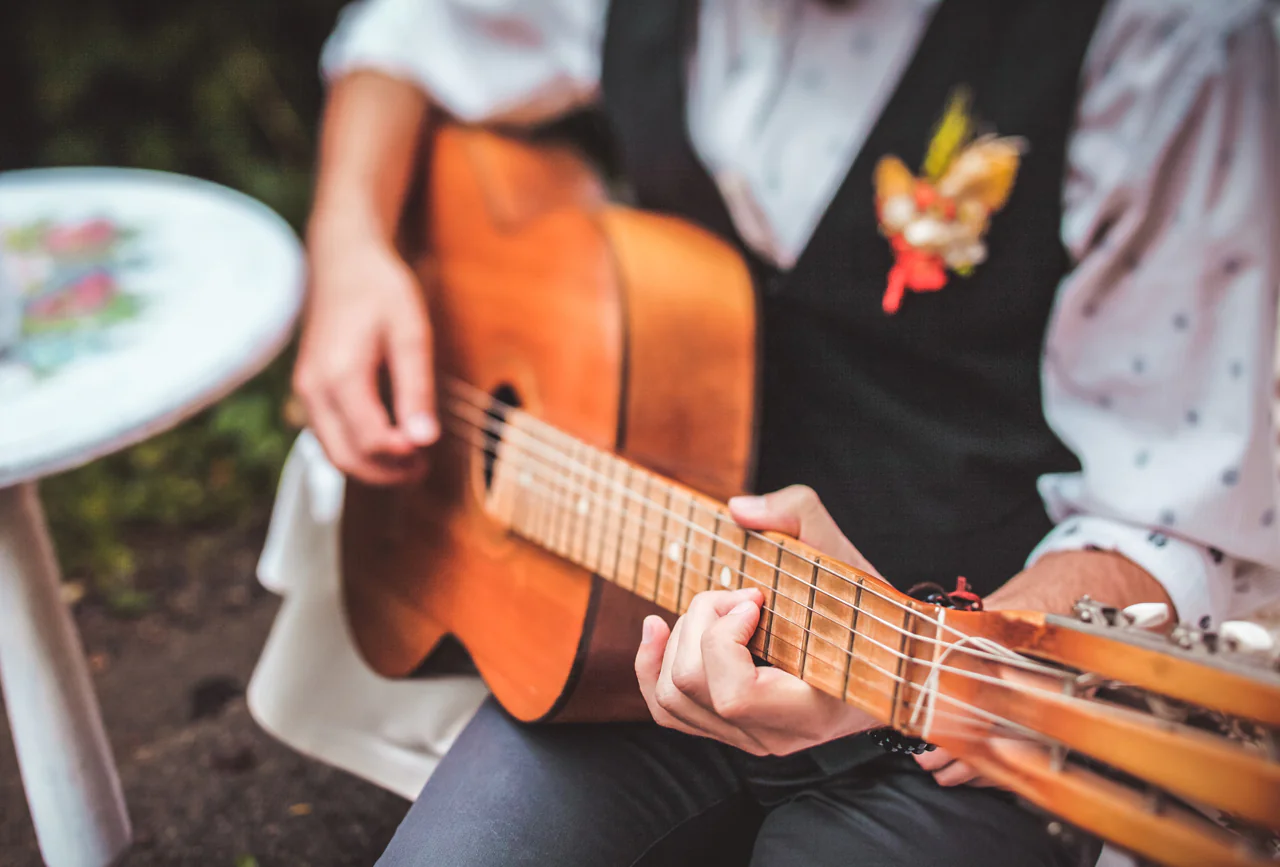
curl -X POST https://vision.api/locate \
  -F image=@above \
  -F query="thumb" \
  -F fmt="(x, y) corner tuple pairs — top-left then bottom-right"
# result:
(634, 615), (672, 685)
(729, 485), (879, 577)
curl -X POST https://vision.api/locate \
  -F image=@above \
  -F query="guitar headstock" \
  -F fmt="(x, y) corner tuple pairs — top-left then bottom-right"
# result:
(897, 601), (1280, 866)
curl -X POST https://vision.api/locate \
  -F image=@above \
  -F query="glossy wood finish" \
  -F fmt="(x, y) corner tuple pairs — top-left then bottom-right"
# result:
(341, 125), (1280, 864)
(341, 125), (756, 721)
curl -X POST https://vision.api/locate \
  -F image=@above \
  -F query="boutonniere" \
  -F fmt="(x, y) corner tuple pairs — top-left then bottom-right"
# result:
(873, 89), (1025, 315)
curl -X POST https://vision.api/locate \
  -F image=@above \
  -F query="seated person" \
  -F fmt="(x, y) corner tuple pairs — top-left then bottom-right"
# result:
(285, 1), (1280, 864)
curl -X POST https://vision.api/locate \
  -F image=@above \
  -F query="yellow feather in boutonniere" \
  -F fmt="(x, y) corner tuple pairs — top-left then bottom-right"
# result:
(874, 89), (1026, 313)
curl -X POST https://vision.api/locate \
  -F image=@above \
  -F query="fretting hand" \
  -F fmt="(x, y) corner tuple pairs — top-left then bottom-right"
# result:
(634, 485), (880, 755)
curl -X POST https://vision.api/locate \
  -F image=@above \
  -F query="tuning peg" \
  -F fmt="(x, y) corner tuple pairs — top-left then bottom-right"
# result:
(1072, 596), (1118, 626)
(1122, 602), (1171, 630)
(1219, 620), (1275, 654)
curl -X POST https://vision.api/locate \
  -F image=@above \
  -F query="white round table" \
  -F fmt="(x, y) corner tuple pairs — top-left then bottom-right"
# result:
(0, 168), (303, 867)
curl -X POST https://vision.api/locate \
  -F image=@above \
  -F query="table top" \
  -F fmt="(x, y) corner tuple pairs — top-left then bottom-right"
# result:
(0, 168), (304, 488)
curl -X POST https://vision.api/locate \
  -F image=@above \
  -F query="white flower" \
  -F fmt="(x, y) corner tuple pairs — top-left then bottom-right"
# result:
(880, 195), (917, 234)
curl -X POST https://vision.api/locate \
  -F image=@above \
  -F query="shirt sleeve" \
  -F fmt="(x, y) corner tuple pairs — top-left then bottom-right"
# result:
(319, 0), (607, 125)
(1030, 0), (1280, 628)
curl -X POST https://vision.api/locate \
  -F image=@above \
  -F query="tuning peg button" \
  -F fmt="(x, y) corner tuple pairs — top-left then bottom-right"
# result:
(1220, 620), (1275, 654)
(1122, 602), (1171, 630)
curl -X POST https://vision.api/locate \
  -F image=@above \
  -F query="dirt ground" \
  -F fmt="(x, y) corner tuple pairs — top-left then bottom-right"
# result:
(0, 522), (410, 867)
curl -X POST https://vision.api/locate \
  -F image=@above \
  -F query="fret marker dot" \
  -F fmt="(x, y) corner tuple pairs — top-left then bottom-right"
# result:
(719, 567), (732, 588)
(518, 472), (532, 488)
(576, 498), (589, 516)
(667, 542), (682, 563)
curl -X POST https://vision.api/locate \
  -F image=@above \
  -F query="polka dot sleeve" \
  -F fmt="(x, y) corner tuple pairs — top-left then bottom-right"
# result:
(1030, 0), (1280, 625)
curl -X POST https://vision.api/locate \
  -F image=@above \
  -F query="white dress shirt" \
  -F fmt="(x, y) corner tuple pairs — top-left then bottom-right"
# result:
(242, 1), (1280, 825)
(321, 0), (1280, 626)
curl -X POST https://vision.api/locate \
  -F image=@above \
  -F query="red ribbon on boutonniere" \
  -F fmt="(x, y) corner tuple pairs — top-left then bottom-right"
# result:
(874, 89), (1026, 315)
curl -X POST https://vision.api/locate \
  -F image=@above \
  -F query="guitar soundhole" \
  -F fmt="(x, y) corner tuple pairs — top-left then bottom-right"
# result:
(482, 383), (521, 492)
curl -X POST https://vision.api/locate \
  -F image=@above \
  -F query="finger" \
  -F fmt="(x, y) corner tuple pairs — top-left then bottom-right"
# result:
(700, 604), (877, 744)
(669, 589), (763, 707)
(913, 748), (955, 773)
(332, 377), (417, 459)
(386, 307), (438, 447)
(932, 760), (984, 788)
(314, 387), (423, 485)
(697, 597), (769, 720)
(966, 777), (1003, 788)
(646, 616), (770, 754)
(635, 616), (702, 735)
(728, 486), (879, 576)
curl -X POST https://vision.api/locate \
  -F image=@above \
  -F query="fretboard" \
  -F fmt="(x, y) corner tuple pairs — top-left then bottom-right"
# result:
(482, 410), (920, 726)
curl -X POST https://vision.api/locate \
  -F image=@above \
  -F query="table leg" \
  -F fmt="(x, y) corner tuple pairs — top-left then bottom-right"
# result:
(0, 483), (131, 867)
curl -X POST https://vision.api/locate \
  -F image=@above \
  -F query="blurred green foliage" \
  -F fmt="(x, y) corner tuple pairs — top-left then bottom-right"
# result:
(3, 0), (347, 611)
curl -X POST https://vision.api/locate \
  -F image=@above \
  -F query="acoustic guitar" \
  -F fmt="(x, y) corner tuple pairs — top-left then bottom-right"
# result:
(340, 125), (1280, 866)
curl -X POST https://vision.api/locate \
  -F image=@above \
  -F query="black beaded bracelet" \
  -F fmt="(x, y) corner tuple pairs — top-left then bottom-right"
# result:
(871, 728), (936, 755)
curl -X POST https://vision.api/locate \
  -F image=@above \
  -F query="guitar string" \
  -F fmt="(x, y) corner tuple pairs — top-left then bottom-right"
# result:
(440, 398), (1064, 679)
(443, 412), (1044, 675)
(486, 444), (1071, 723)
(439, 390), (1234, 739)
(441, 417), (1098, 729)
(480, 445), (1053, 741)
(443, 380), (1015, 652)
(443, 388), (995, 645)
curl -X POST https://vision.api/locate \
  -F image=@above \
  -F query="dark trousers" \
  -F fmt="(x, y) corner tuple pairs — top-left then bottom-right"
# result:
(377, 697), (1090, 867)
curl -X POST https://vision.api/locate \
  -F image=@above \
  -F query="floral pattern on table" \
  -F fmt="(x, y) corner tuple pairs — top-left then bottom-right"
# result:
(0, 217), (145, 380)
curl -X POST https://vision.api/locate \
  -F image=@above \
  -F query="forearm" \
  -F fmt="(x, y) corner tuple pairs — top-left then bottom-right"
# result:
(985, 549), (1175, 619)
(308, 70), (431, 251)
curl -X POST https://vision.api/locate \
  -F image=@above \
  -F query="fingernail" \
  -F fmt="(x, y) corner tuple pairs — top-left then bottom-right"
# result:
(728, 495), (767, 519)
(404, 413), (438, 445)
(730, 600), (756, 616)
(640, 617), (658, 644)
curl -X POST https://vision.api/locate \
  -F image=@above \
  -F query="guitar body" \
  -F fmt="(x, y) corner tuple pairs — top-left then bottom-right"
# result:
(341, 126), (758, 722)
(335, 126), (1280, 866)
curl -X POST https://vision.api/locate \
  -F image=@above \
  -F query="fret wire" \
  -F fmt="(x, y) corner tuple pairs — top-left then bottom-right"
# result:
(570, 443), (586, 563)
(710, 514), (725, 594)
(590, 451), (610, 577)
(578, 443), (596, 570)
(503, 454), (878, 663)
(474, 427), (1026, 671)
(504, 463), (1054, 732)
(452, 397), (902, 617)
(464, 424), (1063, 678)
(630, 471), (647, 595)
(612, 462), (631, 586)
(762, 539), (783, 662)
(653, 482), (670, 607)
(658, 484), (677, 608)
(556, 440), (573, 557)
(711, 630), (1038, 744)
(890, 605), (913, 727)
(532, 423), (557, 550)
(594, 447), (608, 569)
(447, 416), (1066, 678)
(799, 558), (818, 679)
(842, 579), (863, 700)
(735, 519), (748, 593)
(474, 444), (1088, 726)
(565, 440), (585, 558)
(675, 492), (696, 612)
(539, 430), (559, 552)
(445, 396), (975, 645)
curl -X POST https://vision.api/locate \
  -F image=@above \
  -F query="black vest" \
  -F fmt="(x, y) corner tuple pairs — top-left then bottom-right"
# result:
(599, 0), (1105, 596)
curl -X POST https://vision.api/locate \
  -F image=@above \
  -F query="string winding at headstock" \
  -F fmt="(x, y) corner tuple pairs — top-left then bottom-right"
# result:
(896, 597), (1280, 867)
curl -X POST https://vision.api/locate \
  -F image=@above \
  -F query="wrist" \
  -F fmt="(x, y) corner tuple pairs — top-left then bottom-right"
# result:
(306, 197), (393, 252)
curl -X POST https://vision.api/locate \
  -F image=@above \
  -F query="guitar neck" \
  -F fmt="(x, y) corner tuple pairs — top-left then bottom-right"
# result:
(482, 408), (924, 727)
